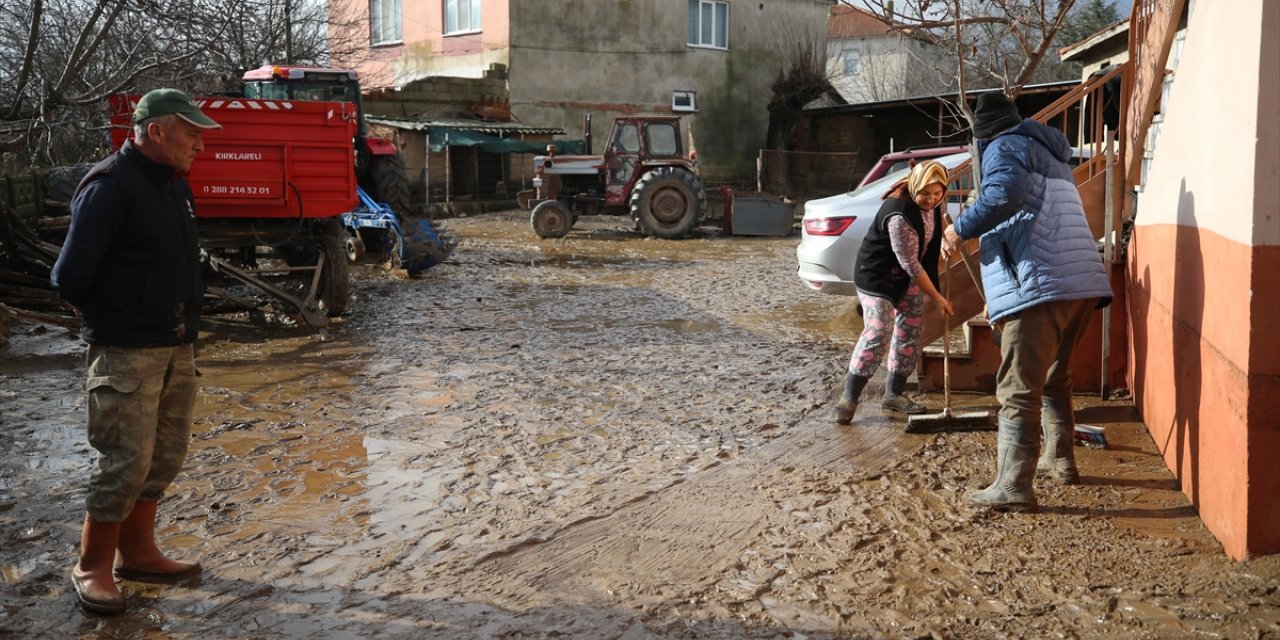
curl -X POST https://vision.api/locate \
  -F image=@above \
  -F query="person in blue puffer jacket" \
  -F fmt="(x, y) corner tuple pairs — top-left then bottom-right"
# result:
(942, 91), (1113, 512)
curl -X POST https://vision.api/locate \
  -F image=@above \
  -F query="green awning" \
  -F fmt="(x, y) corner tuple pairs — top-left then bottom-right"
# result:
(427, 128), (583, 154)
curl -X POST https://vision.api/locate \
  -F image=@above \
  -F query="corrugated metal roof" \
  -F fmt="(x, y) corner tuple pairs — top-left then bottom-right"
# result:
(365, 116), (565, 136)
(806, 79), (1080, 114)
(1059, 19), (1131, 62)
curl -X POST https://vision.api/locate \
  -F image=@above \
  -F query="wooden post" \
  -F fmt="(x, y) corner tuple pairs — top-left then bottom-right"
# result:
(1101, 128), (1115, 399)
(445, 133), (452, 204)
(756, 150), (762, 194)
(424, 132), (431, 206)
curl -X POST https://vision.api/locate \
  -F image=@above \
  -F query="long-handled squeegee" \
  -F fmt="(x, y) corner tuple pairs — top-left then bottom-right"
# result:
(905, 243), (994, 434)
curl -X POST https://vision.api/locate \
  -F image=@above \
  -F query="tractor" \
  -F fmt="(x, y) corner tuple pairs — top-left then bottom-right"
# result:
(241, 65), (412, 217)
(518, 116), (708, 239)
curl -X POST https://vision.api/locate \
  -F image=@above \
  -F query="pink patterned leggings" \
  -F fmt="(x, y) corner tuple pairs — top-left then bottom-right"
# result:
(849, 285), (925, 378)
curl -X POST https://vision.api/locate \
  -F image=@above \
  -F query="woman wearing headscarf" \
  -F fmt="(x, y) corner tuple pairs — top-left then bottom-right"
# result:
(833, 160), (955, 425)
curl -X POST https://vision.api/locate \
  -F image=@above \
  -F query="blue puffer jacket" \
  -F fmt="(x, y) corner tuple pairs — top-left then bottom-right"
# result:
(953, 119), (1112, 322)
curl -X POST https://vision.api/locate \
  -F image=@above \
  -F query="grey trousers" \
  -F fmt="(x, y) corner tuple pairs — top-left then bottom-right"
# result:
(994, 298), (1098, 442)
(84, 343), (197, 522)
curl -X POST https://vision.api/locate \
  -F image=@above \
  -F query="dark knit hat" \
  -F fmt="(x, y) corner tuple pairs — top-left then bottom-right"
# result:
(972, 91), (1021, 139)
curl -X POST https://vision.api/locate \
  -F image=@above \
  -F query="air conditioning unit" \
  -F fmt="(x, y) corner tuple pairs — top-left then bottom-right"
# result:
(672, 90), (697, 113)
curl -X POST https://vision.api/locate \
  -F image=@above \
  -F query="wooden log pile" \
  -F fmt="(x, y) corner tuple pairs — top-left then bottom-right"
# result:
(0, 202), (77, 337)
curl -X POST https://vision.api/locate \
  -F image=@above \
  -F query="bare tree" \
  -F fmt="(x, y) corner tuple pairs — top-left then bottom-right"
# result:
(852, 0), (1080, 98)
(0, 0), (370, 169)
(200, 0), (372, 93)
(765, 8), (841, 150)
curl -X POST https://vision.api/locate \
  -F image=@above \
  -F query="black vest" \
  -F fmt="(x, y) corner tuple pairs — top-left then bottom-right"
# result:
(853, 196), (942, 304)
(74, 142), (203, 346)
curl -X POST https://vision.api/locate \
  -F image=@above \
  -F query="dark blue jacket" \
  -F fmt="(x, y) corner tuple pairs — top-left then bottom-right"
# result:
(953, 120), (1112, 321)
(51, 141), (203, 346)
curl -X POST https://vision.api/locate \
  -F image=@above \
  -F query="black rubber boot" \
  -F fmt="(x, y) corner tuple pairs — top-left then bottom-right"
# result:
(881, 372), (925, 414)
(833, 373), (869, 425)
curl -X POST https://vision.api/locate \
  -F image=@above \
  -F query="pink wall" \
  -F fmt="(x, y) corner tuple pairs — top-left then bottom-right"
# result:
(330, 0), (511, 89)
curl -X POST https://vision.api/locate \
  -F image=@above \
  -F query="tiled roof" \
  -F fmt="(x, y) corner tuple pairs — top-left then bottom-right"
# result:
(829, 5), (892, 39)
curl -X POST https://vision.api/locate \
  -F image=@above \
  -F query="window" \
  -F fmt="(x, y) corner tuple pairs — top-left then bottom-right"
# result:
(446, 0), (481, 35)
(646, 123), (679, 157)
(687, 0), (728, 49)
(614, 124), (640, 153)
(672, 90), (697, 112)
(370, 0), (402, 45)
(843, 51), (860, 76)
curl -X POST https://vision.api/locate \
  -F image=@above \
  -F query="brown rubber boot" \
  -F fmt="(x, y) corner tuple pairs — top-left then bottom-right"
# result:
(113, 500), (202, 582)
(833, 373), (869, 425)
(72, 515), (125, 614)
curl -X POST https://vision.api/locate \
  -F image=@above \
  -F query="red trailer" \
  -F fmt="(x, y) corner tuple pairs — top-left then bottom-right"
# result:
(109, 94), (360, 325)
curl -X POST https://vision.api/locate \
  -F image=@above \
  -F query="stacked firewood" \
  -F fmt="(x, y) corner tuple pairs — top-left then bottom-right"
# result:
(0, 203), (79, 332)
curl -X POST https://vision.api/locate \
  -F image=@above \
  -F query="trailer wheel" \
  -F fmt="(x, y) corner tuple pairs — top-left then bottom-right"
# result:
(530, 200), (573, 238)
(629, 167), (707, 239)
(317, 223), (351, 316)
(369, 154), (413, 218)
(344, 230), (366, 264)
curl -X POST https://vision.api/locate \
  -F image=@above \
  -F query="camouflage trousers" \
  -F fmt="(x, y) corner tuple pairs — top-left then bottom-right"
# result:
(84, 343), (197, 522)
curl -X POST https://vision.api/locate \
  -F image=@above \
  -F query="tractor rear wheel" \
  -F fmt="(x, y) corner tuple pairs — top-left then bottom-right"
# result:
(629, 167), (707, 239)
(530, 200), (574, 238)
(369, 154), (413, 218)
(44, 164), (94, 204)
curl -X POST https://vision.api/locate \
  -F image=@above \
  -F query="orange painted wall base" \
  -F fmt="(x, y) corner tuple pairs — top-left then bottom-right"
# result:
(1127, 223), (1280, 560)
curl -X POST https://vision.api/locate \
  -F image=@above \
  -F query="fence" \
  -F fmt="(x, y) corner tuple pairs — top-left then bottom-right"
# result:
(757, 149), (861, 200)
(421, 149), (544, 207)
(1, 173), (44, 225)
(419, 148), (866, 206)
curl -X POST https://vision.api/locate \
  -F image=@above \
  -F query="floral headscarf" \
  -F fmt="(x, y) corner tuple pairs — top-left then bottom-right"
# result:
(907, 160), (949, 198)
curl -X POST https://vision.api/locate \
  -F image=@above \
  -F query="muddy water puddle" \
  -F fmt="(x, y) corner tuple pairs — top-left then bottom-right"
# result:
(2, 211), (1278, 639)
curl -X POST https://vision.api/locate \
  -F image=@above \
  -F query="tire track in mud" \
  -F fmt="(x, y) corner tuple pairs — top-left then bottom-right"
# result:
(454, 407), (922, 603)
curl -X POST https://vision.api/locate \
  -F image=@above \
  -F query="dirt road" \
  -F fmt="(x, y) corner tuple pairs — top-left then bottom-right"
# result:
(2, 211), (1277, 639)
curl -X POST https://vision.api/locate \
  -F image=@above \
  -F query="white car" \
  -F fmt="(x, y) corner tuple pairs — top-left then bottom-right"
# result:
(796, 147), (1093, 296)
(795, 152), (971, 296)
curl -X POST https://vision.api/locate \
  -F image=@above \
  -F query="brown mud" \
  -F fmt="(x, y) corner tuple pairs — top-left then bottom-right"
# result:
(2, 210), (1277, 639)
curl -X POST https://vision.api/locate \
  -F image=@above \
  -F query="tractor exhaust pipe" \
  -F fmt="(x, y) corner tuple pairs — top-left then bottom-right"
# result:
(584, 114), (592, 155)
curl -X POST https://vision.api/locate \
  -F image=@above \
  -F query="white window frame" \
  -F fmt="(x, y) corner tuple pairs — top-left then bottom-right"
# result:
(370, 0), (402, 46)
(672, 90), (697, 112)
(445, 0), (482, 36)
(843, 50), (861, 76)
(687, 0), (729, 50)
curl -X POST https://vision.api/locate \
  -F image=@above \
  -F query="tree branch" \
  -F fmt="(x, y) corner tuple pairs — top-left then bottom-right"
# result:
(4, 0), (43, 122)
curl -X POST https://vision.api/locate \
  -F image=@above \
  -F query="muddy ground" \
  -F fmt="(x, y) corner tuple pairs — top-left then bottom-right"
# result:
(2, 210), (1278, 640)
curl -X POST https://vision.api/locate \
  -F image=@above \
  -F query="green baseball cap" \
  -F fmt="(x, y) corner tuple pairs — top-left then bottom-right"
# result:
(134, 88), (221, 129)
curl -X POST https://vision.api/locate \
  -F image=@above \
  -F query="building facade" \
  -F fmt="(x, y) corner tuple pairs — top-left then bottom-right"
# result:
(825, 5), (947, 105)
(329, 0), (834, 181)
